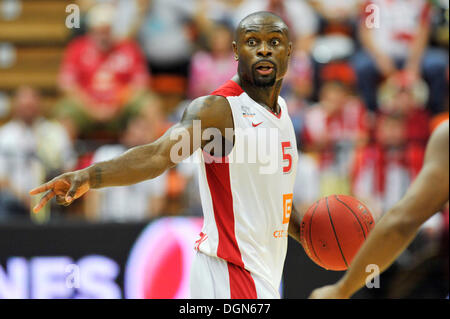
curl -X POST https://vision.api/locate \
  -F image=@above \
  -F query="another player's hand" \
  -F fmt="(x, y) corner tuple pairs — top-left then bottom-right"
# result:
(308, 284), (349, 299)
(29, 170), (91, 213)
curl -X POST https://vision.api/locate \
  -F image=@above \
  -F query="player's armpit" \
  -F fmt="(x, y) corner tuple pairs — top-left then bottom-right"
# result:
(288, 203), (303, 244)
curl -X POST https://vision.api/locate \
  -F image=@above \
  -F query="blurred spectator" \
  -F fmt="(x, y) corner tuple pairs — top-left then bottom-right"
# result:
(307, 0), (360, 100)
(85, 105), (167, 222)
(137, 0), (198, 117)
(284, 36), (315, 101)
(351, 113), (426, 219)
(301, 79), (369, 196)
(194, 0), (248, 27)
(302, 80), (369, 159)
(56, 3), (155, 140)
(309, 0), (360, 26)
(74, 0), (144, 39)
(193, 0), (319, 41)
(293, 152), (320, 214)
(429, 0), (449, 48)
(286, 62), (362, 143)
(0, 86), (75, 220)
(284, 93), (310, 149)
(187, 21), (237, 99)
(283, 50), (313, 145)
(377, 71), (431, 145)
(353, 0), (448, 113)
(138, 0), (196, 77)
(163, 160), (201, 217)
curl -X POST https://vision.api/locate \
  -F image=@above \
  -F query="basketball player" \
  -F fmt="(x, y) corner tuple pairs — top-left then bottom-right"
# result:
(30, 12), (304, 298)
(309, 120), (449, 299)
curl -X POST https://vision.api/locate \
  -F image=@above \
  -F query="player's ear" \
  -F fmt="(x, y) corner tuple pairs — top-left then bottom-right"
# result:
(232, 41), (238, 61)
(287, 42), (292, 58)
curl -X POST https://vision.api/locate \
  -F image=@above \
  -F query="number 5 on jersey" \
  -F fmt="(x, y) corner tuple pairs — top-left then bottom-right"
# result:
(281, 141), (292, 173)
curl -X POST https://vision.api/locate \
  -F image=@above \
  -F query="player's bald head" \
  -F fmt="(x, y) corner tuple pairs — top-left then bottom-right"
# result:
(235, 11), (290, 42)
(232, 11), (292, 88)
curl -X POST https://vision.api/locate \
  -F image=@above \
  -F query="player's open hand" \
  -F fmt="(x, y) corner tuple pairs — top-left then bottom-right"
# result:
(308, 284), (349, 299)
(29, 170), (91, 213)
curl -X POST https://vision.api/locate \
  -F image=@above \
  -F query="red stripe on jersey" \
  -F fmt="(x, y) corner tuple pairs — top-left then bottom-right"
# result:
(206, 79), (245, 266)
(227, 262), (257, 299)
(206, 78), (257, 297)
(204, 157), (244, 267)
(210, 80), (244, 97)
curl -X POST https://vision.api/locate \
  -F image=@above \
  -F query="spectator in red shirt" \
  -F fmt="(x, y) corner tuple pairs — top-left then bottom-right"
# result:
(378, 71), (431, 146)
(55, 3), (159, 140)
(351, 113), (426, 218)
(302, 80), (369, 164)
(301, 79), (369, 196)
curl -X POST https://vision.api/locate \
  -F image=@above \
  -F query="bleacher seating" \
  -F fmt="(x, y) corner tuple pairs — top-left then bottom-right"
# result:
(0, 0), (72, 113)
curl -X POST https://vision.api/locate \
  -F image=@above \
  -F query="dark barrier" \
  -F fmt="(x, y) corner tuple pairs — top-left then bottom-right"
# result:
(0, 217), (203, 299)
(283, 237), (344, 298)
(0, 217), (382, 299)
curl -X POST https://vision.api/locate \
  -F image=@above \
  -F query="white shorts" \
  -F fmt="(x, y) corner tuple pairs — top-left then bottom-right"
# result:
(189, 251), (280, 299)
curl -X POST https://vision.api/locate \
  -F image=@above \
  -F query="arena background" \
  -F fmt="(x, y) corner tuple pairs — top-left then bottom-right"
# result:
(0, 0), (448, 299)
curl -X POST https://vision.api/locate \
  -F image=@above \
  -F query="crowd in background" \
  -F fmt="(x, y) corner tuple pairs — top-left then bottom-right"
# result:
(0, 0), (448, 297)
(1, 0), (448, 220)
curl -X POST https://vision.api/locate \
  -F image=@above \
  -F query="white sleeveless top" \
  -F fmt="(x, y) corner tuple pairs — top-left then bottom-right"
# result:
(194, 80), (298, 291)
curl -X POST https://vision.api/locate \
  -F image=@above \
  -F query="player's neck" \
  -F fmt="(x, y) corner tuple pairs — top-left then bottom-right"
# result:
(235, 75), (283, 113)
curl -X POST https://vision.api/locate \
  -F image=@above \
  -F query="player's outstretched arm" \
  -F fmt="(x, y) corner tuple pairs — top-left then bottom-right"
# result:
(309, 121), (449, 299)
(29, 95), (232, 213)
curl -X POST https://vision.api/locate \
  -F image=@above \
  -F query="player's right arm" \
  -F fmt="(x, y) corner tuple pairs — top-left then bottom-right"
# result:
(29, 95), (233, 213)
(310, 121), (449, 299)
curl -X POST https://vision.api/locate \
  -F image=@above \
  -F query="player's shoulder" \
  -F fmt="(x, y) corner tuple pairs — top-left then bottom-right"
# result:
(180, 95), (232, 133)
(189, 95), (231, 118)
(210, 79), (245, 98)
(433, 120), (449, 139)
(181, 80), (244, 129)
(429, 120), (449, 150)
(426, 120), (449, 166)
(187, 79), (243, 119)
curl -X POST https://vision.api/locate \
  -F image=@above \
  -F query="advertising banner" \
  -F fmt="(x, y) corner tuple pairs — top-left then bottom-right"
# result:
(0, 217), (202, 299)
(0, 216), (351, 299)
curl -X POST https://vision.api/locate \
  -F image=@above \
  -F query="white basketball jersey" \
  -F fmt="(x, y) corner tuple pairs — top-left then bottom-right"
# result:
(194, 80), (298, 292)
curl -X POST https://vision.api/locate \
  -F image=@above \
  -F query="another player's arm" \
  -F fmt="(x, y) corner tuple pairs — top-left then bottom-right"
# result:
(310, 121), (449, 299)
(29, 95), (232, 213)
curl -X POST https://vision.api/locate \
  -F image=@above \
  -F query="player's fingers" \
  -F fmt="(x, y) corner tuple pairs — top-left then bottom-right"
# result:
(29, 180), (56, 195)
(56, 194), (71, 206)
(65, 179), (81, 203)
(33, 190), (56, 213)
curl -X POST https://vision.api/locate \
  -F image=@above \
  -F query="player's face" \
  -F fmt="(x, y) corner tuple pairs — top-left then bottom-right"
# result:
(233, 20), (292, 87)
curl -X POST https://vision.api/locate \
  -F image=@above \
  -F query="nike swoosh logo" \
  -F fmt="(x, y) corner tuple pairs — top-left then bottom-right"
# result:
(252, 121), (263, 127)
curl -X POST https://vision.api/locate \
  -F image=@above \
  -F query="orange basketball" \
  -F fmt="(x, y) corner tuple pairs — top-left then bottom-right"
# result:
(300, 195), (375, 271)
